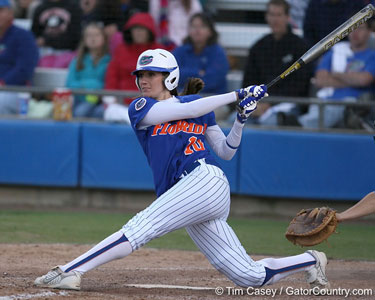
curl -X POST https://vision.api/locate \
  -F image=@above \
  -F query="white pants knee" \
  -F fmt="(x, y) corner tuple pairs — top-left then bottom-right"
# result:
(186, 220), (266, 287)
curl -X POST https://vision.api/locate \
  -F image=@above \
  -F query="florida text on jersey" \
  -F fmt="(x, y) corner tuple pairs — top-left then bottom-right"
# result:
(128, 95), (219, 196)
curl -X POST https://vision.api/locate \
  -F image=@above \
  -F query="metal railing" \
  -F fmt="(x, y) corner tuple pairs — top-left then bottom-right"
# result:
(0, 85), (140, 98)
(0, 85), (374, 132)
(206, 0), (268, 11)
(262, 95), (374, 131)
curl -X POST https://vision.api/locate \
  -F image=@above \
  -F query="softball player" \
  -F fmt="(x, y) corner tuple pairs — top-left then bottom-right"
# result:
(35, 49), (329, 290)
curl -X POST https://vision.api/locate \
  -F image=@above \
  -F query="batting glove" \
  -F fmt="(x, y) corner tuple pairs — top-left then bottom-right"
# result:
(236, 96), (258, 123)
(236, 84), (268, 101)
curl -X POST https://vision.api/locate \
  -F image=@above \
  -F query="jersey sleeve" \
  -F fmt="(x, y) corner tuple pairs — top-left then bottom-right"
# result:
(137, 92), (237, 127)
(128, 97), (158, 130)
(206, 111), (216, 127)
(179, 94), (217, 127)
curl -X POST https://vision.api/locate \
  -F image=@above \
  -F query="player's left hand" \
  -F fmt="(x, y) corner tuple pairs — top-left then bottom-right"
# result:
(235, 84), (269, 123)
(236, 84), (268, 101)
(236, 96), (258, 123)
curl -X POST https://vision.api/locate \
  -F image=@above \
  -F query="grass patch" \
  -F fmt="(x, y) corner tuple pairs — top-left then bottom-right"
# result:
(0, 209), (374, 260)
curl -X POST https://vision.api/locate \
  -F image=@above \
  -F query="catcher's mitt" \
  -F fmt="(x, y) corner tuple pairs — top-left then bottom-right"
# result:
(285, 207), (338, 247)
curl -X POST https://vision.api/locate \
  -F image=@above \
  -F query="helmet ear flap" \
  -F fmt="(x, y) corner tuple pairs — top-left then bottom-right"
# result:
(164, 68), (179, 91)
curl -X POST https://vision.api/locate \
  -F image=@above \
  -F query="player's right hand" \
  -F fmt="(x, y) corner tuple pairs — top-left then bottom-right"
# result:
(236, 84), (268, 101)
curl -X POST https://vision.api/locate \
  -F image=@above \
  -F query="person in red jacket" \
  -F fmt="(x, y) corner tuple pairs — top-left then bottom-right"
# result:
(105, 12), (164, 106)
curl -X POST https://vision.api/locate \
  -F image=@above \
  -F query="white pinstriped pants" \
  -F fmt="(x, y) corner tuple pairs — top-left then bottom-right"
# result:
(121, 160), (266, 287)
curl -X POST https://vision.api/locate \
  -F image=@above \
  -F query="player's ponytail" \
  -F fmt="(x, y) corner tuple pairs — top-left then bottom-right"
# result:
(181, 78), (205, 95)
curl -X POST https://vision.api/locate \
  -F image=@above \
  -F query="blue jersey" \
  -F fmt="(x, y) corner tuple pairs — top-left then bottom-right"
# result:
(128, 94), (217, 196)
(317, 47), (375, 99)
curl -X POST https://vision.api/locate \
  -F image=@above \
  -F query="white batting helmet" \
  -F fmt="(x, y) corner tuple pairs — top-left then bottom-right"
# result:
(132, 49), (180, 91)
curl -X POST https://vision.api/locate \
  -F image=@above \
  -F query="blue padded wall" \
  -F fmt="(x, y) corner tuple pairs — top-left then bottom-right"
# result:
(1, 119), (372, 201)
(80, 124), (239, 193)
(239, 129), (375, 200)
(80, 123), (154, 190)
(0, 119), (79, 186)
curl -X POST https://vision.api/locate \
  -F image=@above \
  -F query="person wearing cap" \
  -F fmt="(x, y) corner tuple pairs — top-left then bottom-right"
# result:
(31, 0), (82, 68)
(0, 0), (39, 115)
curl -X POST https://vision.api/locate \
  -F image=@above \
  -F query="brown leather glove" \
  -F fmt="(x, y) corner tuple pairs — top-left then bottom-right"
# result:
(285, 207), (338, 247)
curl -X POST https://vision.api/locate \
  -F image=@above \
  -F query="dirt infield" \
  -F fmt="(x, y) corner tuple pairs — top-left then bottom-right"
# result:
(1, 244), (374, 300)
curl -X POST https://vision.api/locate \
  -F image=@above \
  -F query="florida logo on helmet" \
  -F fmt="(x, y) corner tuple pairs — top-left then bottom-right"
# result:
(140, 56), (153, 65)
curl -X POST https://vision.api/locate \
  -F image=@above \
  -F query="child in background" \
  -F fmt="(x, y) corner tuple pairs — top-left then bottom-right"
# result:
(66, 22), (110, 118)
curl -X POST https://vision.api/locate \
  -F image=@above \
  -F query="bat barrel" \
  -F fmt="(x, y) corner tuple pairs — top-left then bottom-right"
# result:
(300, 4), (375, 64)
(266, 4), (375, 90)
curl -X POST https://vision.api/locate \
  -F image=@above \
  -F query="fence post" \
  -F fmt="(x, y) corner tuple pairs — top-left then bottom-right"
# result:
(318, 101), (324, 129)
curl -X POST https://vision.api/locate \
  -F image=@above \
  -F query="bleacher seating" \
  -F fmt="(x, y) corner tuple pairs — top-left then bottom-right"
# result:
(31, 64), (242, 93)
(216, 22), (270, 58)
(14, 15), (263, 90)
(13, 18), (31, 30)
(226, 70), (243, 91)
(14, 19), (69, 88)
(32, 67), (68, 88)
(206, 0), (268, 11)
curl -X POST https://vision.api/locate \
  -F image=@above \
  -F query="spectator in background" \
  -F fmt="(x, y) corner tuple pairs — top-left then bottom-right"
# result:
(80, 0), (99, 26)
(0, 0), (39, 115)
(292, 22), (375, 129)
(31, 0), (82, 68)
(367, 13), (375, 49)
(80, 0), (125, 55)
(198, 0), (207, 10)
(104, 12), (164, 110)
(80, 0), (124, 40)
(173, 13), (229, 94)
(66, 23), (110, 119)
(303, 0), (367, 48)
(149, 0), (202, 50)
(120, 0), (148, 24)
(12, 0), (41, 19)
(286, 0), (309, 30)
(236, 0), (312, 126)
(94, 0), (124, 38)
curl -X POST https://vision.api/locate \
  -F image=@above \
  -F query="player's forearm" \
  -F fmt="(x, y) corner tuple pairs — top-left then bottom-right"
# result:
(336, 192), (375, 222)
(183, 92), (238, 118)
(142, 92), (237, 126)
(331, 71), (373, 87)
(226, 119), (245, 149)
(314, 71), (346, 88)
(217, 119), (245, 161)
(205, 121), (244, 160)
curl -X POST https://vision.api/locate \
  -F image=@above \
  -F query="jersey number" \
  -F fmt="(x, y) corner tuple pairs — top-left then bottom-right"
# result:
(184, 136), (205, 155)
